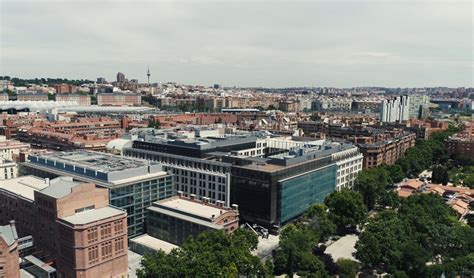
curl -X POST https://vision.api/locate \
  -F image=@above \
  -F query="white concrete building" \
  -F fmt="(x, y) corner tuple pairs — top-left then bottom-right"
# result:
(380, 95), (410, 123)
(0, 160), (18, 180)
(331, 146), (363, 190)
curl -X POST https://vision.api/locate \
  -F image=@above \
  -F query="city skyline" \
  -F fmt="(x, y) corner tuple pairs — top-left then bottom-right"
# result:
(1, 1), (472, 88)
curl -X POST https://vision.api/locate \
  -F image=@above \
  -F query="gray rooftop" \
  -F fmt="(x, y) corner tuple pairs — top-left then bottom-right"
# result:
(34, 151), (151, 172)
(39, 176), (83, 199)
(0, 222), (18, 247)
(59, 206), (125, 225)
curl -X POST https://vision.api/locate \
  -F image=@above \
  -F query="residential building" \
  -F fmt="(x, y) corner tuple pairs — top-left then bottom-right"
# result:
(358, 132), (416, 168)
(116, 72), (125, 83)
(52, 84), (78, 94)
(147, 193), (239, 245)
(380, 95), (410, 123)
(0, 94), (8, 102)
(97, 93), (141, 106)
(0, 221), (20, 278)
(17, 93), (49, 102)
(16, 117), (123, 151)
(0, 136), (30, 161)
(56, 94), (91, 106)
(445, 122), (474, 160)
(22, 150), (174, 237)
(0, 160), (18, 180)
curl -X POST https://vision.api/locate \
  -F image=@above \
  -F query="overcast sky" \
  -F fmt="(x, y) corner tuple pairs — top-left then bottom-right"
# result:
(0, 0), (472, 87)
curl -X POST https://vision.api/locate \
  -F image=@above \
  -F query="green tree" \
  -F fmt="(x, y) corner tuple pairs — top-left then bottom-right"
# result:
(324, 190), (367, 233)
(354, 167), (389, 210)
(137, 230), (267, 277)
(432, 165), (449, 185)
(303, 204), (336, 241)
(336, 259), (359, 278)
(355, 210), (407, 273)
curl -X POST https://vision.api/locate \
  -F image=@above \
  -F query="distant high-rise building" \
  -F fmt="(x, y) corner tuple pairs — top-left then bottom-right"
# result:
(409, 95), (430, 119)
(380, 95), (410, 123)
(116, 72), (125, 83)
(96, 77), (106, 84)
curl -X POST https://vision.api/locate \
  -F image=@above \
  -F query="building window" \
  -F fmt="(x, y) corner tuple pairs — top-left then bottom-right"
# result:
(100, 223), (112, 239)
(101, 241), (113, 259)
(87, 227), (98, 244)
(88, 246), (99, 264)
(114, 237), (124, 254)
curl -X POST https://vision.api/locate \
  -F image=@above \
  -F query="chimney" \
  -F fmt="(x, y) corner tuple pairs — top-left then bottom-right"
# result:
(231, 204), (239, 211)
(190, 194), (196, 200)
(45, 178), (50, 185)
(177, 191), (183, 197)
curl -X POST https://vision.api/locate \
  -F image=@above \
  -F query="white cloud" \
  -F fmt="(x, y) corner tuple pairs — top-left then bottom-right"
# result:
(0, 0), (472, 87)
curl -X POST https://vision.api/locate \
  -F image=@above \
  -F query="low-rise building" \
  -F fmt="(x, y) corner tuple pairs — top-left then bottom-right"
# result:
(147, 193), (239, 245)
(17, 93), (49, 102)
(0, 159), (18, 180)
(56, 94), (91, 106)
(97, 93), (141, 106)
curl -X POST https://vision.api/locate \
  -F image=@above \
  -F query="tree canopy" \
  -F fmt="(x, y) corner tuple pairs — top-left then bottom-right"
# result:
(137, 229), (268, 278)
(325, 189), (367, 232)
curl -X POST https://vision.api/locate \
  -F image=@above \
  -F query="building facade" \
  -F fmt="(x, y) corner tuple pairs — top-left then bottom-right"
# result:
(56, 94), (91, 106)
(97, 93), (141, 106)
(147, 193), (239, 245)
(0, 222), (20, 278)
(380, 95), (410, 123)
(22, 151), (174, 237)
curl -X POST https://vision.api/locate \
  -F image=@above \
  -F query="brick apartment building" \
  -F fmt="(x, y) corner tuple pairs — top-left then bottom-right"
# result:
(16, 117), (123, 151)
(0, 114), (46, 139)
(17, 93), (49, 101)
(52, 84), (78, 94)
(357, 132), (417, 168)
(445, 122), (474, 161)
(56, 94), (91, 106)
(0, 176), (128, 278)
(0, 221), (20, 278)
(149, 113), (238, 127)
(97, 93), (141, 106)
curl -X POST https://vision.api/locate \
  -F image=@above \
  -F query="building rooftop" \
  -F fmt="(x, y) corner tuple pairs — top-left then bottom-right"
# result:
(0, 222), (18, 247)
(38, 177), (83, 199)
(0, 176), (49, 201)
(130, 234), (178, 254)
(35, 151), (150, 172)
(158, 197), (227, 220)
(59, 206), (125, 225)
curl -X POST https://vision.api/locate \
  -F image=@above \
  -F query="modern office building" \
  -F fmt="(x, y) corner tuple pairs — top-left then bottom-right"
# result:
(22, 151), (174, 237)
(124, 133), (260, 206)
(229, 142), (361, 229)
(124, 129), (362, 229)
(380, 95), (410, 123)
(147, 192), (239, 245)
(0, 221), (20, 278)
